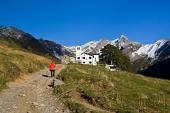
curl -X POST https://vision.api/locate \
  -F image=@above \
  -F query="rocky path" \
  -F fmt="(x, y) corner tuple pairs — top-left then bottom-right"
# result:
(0, 64), (69, 113)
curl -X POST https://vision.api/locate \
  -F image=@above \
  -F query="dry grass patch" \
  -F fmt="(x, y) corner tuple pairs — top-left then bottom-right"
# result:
(0, 39), (50, 91)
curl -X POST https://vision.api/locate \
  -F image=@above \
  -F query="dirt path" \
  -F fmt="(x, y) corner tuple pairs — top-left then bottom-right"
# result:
(0, 64), (69, 113)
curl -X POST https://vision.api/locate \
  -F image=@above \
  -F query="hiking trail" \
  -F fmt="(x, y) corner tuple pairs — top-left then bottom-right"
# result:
(0, 64), (69, 113)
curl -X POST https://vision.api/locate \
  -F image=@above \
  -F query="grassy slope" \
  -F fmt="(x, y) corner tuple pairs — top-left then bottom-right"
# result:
(54, 64), (170, 113)
(0, 39), (50, 91)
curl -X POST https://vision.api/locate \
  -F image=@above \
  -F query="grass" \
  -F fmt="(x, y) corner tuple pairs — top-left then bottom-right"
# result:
(0, 39), (50, 91)
(54, 64), (170, 113)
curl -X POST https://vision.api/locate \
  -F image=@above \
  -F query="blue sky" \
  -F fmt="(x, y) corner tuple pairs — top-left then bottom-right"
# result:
(0, 0), (170, 46)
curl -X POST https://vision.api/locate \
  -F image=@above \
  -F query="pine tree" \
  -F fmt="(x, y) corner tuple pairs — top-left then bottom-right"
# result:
(100, 44), (131, 71)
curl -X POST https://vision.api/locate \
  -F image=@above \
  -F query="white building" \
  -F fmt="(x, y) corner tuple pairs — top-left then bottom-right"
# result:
(76, 46), (99, 65)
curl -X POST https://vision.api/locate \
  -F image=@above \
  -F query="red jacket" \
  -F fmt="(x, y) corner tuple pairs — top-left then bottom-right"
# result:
(49, 63), (56, 70)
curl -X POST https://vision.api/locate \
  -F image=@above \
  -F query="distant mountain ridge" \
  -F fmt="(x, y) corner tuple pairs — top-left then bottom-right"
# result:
(131, 39), (170, 60)
(66, 36), (170, 63)
(65, 35), (142, 55)
(0, 26), (72, 59)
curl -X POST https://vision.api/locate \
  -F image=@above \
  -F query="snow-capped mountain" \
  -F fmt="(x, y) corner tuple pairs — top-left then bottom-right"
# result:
(132, 40), (167, 59)
(0, 26), (72, 59)
(131, 39), (170, 61)
(65, 35), (142, 55)
(131, 39), (170, 79)
(81, 39), (110, 53)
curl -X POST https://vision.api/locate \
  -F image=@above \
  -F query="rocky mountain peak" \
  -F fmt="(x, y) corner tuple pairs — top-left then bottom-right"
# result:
(98, 39), (109, 45)
(120, 34), (128, 40)
(119, 35), (129, 47)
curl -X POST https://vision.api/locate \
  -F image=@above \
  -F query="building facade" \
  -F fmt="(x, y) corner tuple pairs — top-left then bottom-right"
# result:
(75, 46), (99, 65)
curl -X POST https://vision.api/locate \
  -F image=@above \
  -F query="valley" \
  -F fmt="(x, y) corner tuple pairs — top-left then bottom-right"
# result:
(1, 0), (170, 112)
(0, 26), (170, 113)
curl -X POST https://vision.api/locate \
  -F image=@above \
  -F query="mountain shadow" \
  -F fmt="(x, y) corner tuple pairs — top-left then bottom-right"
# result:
(139, 58), (170, 79)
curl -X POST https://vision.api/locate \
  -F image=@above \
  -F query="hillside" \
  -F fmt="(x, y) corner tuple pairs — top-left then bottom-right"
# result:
(0, 39), (50, 91)
(54, 64), (170, 113)
(0, 26), (72, 58)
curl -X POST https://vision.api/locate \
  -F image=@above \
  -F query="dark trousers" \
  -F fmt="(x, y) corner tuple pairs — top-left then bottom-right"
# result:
(50, 70), (55, 77)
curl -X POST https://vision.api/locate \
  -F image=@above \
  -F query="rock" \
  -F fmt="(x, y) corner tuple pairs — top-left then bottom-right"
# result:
(141, 94), (148, 99)
(55, 109), (59, 113)
(25, 101), (29, 104)
(32, 102), (39, 106)
(54, 79), (64, 86)
(12, 106), (18, 109)
(40, 104), (45, 107)
(18, 94), (26, 97)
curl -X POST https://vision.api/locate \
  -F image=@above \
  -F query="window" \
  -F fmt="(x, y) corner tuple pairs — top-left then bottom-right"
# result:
(77, 57), (80, 59)
(89, 61), (92, 64)
(77, 47), (80, 50)
(83, 57), (85, 59)
(89, 57), (92, 59)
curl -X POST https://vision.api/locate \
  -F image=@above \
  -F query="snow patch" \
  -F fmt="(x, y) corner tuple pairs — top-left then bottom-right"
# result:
(132, 39), (167, 59)
(53, 50), (61, 59)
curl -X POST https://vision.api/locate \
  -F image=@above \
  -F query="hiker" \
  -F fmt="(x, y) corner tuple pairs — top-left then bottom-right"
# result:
(49, 58), (56, 77)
